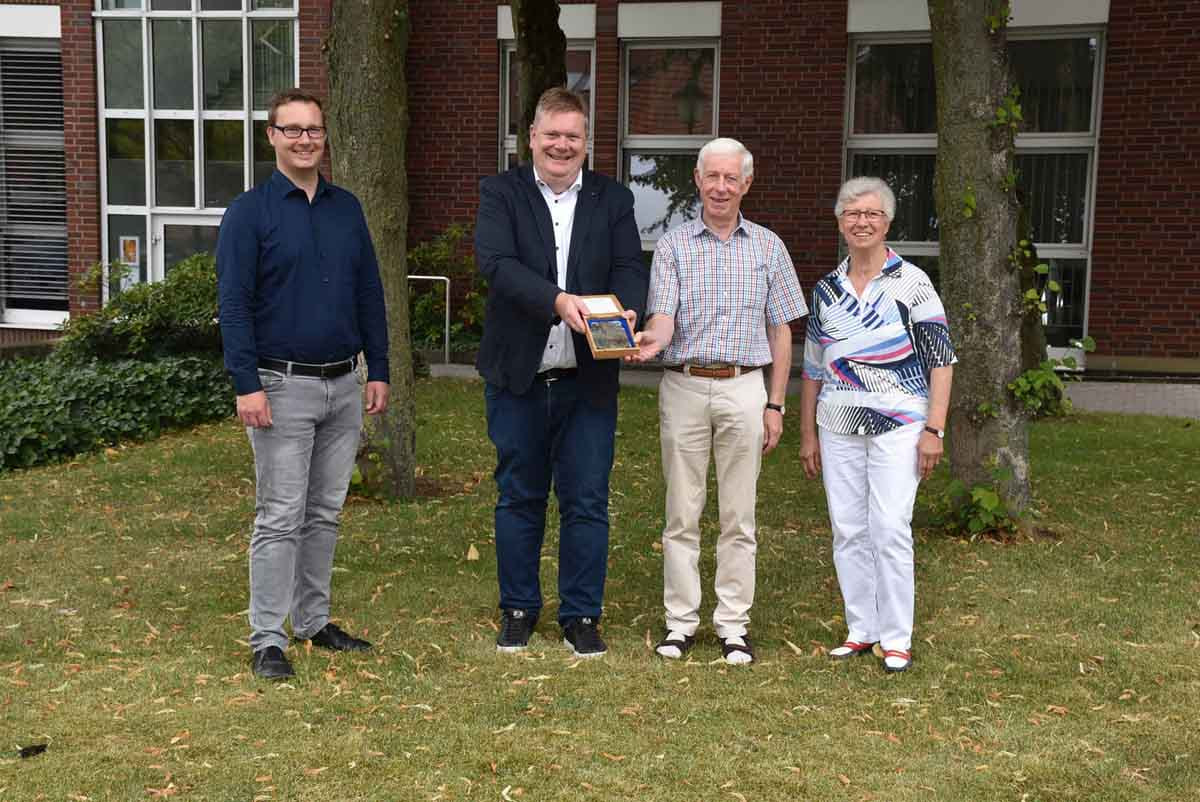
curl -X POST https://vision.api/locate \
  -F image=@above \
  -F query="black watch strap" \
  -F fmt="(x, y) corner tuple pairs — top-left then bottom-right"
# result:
(766, 402), (785, 415)
(924, 425), (944, 439)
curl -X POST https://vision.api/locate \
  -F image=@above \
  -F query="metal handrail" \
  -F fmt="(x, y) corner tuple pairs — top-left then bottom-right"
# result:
(408, 274), (450, 364)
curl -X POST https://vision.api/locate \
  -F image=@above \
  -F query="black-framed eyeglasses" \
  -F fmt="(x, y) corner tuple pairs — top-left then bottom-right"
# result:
(270, 124), (326, 140)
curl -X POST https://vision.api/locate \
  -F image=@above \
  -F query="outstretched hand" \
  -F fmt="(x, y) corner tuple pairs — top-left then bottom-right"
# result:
(553, 292), (591, 334)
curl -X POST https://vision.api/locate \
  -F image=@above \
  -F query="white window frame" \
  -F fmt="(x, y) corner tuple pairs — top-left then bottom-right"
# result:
(94, 0), (299, 298)
(0, 36), (69, 326)
(498, 40), (596, 173)
(619, 38), (719, 250)
(843, 27), (1105, 363)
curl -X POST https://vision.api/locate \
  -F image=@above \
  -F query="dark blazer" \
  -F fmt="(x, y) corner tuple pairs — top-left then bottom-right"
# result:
(474, 164), (648, 403)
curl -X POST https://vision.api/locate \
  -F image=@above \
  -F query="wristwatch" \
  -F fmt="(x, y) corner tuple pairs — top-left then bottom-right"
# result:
(924, 425), (945, 439)
(766, 402), (785, 415)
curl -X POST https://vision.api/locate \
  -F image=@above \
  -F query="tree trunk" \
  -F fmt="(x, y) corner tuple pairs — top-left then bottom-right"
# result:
(326, 0), (416, 499)
(929, 0), (1030, 514)
(512, 0), (567, 163)
(1015, 201), (1048, 373)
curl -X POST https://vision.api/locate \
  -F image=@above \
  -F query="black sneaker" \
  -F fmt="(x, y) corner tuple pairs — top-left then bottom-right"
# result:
(497, 609), (537, 652)
(252, 645), (294, 680)
(562, 616), (607, 658)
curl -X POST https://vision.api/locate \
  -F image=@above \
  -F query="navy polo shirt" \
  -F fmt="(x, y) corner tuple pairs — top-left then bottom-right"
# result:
(216, 169), (389, 395)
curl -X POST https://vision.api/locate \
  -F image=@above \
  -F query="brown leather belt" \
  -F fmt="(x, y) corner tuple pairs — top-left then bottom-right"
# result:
(667, 364), (760, 379)
(259, 356), (356, 378)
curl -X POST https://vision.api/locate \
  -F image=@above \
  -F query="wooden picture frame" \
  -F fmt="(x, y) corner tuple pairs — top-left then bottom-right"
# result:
(580, 294), (638, 359)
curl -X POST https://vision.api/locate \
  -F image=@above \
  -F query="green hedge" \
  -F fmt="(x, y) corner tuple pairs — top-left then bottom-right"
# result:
(58, 253), (221, 361)
(0, 355), (232, 471)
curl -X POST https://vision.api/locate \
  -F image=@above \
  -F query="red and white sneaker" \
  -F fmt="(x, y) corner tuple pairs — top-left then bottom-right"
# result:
(829, 640), (875, 660)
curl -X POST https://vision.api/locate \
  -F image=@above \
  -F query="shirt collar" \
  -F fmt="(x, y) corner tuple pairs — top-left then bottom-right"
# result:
(532, 166), (583, 195)
(836, 247), (904, 278)
(691, 213), (749, 240)
(270, 168), (331, 201)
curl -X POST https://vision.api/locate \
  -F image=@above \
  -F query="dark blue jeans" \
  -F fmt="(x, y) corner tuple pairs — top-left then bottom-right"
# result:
(485, 375), (617, 624)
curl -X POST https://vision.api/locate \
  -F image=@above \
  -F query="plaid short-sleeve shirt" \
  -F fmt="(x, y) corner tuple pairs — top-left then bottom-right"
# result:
(646, 216), (808, 367)
(802, 249), (957, 436)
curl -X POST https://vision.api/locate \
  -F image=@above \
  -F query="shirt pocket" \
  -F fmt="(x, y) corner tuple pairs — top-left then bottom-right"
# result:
(742, 262), (769, 311)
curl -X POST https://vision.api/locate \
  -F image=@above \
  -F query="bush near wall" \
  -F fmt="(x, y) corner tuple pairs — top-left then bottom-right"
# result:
(0, 253), (232, 472)
(408, 226), (486, 352)
(0, 355), (232, 471)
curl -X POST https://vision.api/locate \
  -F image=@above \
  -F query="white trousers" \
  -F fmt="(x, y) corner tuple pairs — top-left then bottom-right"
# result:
(659, 369), (766, 638)
(818, 421), (923, 652)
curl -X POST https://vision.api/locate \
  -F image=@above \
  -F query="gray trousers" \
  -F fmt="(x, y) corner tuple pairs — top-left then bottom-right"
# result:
(247, 368), (362, 651)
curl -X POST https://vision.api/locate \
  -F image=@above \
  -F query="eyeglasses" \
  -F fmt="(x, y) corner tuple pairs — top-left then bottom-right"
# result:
(840, 209), (888, 222)
(270, 124), (326, 140)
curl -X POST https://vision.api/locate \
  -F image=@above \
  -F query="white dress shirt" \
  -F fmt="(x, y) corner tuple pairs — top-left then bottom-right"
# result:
(534, 167), (583, 372)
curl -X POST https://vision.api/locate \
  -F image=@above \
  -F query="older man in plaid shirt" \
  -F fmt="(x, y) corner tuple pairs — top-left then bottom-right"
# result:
(630, 137), (807, 665)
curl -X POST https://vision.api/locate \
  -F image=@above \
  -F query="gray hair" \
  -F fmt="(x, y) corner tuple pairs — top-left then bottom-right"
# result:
(696, 137), (754, 179)
(835, 176), (896, 219)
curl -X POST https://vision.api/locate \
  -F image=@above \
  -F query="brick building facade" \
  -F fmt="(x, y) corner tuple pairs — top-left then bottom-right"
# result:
(1, 0), (1197, 373)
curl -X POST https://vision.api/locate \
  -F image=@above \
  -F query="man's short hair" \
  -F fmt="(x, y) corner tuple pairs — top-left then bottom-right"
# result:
(267, 88), (324, 126)
(531, 87), (589, 133)
(696, 138), (754, 179)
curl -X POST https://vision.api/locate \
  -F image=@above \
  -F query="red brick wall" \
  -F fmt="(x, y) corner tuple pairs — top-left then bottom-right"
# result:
(405, 0), (499, 246)
(1090, 0), (1200, 361)
(60, 0), (100, 317)
(716, 1), (847, 288)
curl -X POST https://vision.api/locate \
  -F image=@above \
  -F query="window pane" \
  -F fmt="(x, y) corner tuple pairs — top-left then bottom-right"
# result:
(1043, 258), (1087, 346)
(252, 120), (275, 185)
(153, 19), (193, 110)
(203, 20), (243, 110)
(108, 214), (147, 291)
(102, 0), (143, 8)
(204, 120), (243, 207)
(106, 118), (146, 205)
(626, 153), (700, 240)
(253, 0), (295, 8)
(2, 149), (66, 224)
(252, 19), (294, 109)
(0, 49), (63, 132)
(163, 224), (220, 273)
(505, 49), (592, 137)
(155, 119), (195, 206)
(201, 0), (242, 9)
(1016, 153), (1087, 244)
(849, 153), (938, 242)
(103, 20), (143, 109)
(853, 44), (936, 134)
(1010, 38), (1096, 133)
(151, 0), (191, 9)
(0, 232), (68, 309)
(626, 48), (715, 136)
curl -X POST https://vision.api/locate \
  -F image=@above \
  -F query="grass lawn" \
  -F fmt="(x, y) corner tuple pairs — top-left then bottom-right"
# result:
(1, 376), (1198, 801)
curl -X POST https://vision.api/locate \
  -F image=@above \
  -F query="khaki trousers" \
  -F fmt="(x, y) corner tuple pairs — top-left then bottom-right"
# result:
(659, 369), (766, 638)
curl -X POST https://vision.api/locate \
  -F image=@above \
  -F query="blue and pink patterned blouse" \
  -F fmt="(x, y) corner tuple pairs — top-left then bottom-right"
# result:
(802, 249), (957, 436)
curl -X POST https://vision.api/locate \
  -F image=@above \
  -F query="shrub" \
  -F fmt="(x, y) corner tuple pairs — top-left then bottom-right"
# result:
(1008, 336), (1096, 418)
(407, 226), (486, 352)
(58, 253), (221, 361)
(0, 355), (232, 472)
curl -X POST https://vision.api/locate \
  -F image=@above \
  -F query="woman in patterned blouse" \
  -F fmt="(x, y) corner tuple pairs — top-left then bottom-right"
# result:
(799, 177), (956, 673)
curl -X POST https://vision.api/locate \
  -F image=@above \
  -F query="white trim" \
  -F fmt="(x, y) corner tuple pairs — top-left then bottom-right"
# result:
(0, 310), (68, 327)
(618, 2), (721, 39)
(0, 5), (61, 38)
(497, 4), (595, 40)
(848, 0), (1109, 33)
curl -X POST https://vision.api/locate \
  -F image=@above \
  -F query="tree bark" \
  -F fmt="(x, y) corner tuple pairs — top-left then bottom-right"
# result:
(512, 0), (567, 163)
(326, 0), (416, 499)
(929, 0), (1030, 513)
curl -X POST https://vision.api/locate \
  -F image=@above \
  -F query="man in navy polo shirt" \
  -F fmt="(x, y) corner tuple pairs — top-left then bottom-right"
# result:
(217, 88), (389, 680)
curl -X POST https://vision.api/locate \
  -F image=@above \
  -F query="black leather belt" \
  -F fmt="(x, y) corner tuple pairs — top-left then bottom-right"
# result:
(535, 367), (578, 383)
(667, 364), (760, 379)
(259, 356), (356, 378)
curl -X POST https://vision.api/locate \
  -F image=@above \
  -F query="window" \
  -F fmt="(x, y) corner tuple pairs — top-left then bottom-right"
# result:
(845, 32), (1102, 349)
(0, 39), (67, 322)
(499, 43), (595, 171)
(96, 0), (298, 291)
(621, 42), (717, 250)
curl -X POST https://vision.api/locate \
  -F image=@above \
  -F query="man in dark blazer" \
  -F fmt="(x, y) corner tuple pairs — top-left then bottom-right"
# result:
(475, 87), (648, 658)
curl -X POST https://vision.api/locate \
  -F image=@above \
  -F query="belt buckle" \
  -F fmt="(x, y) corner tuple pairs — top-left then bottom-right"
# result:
(542, 371), (559, 383)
